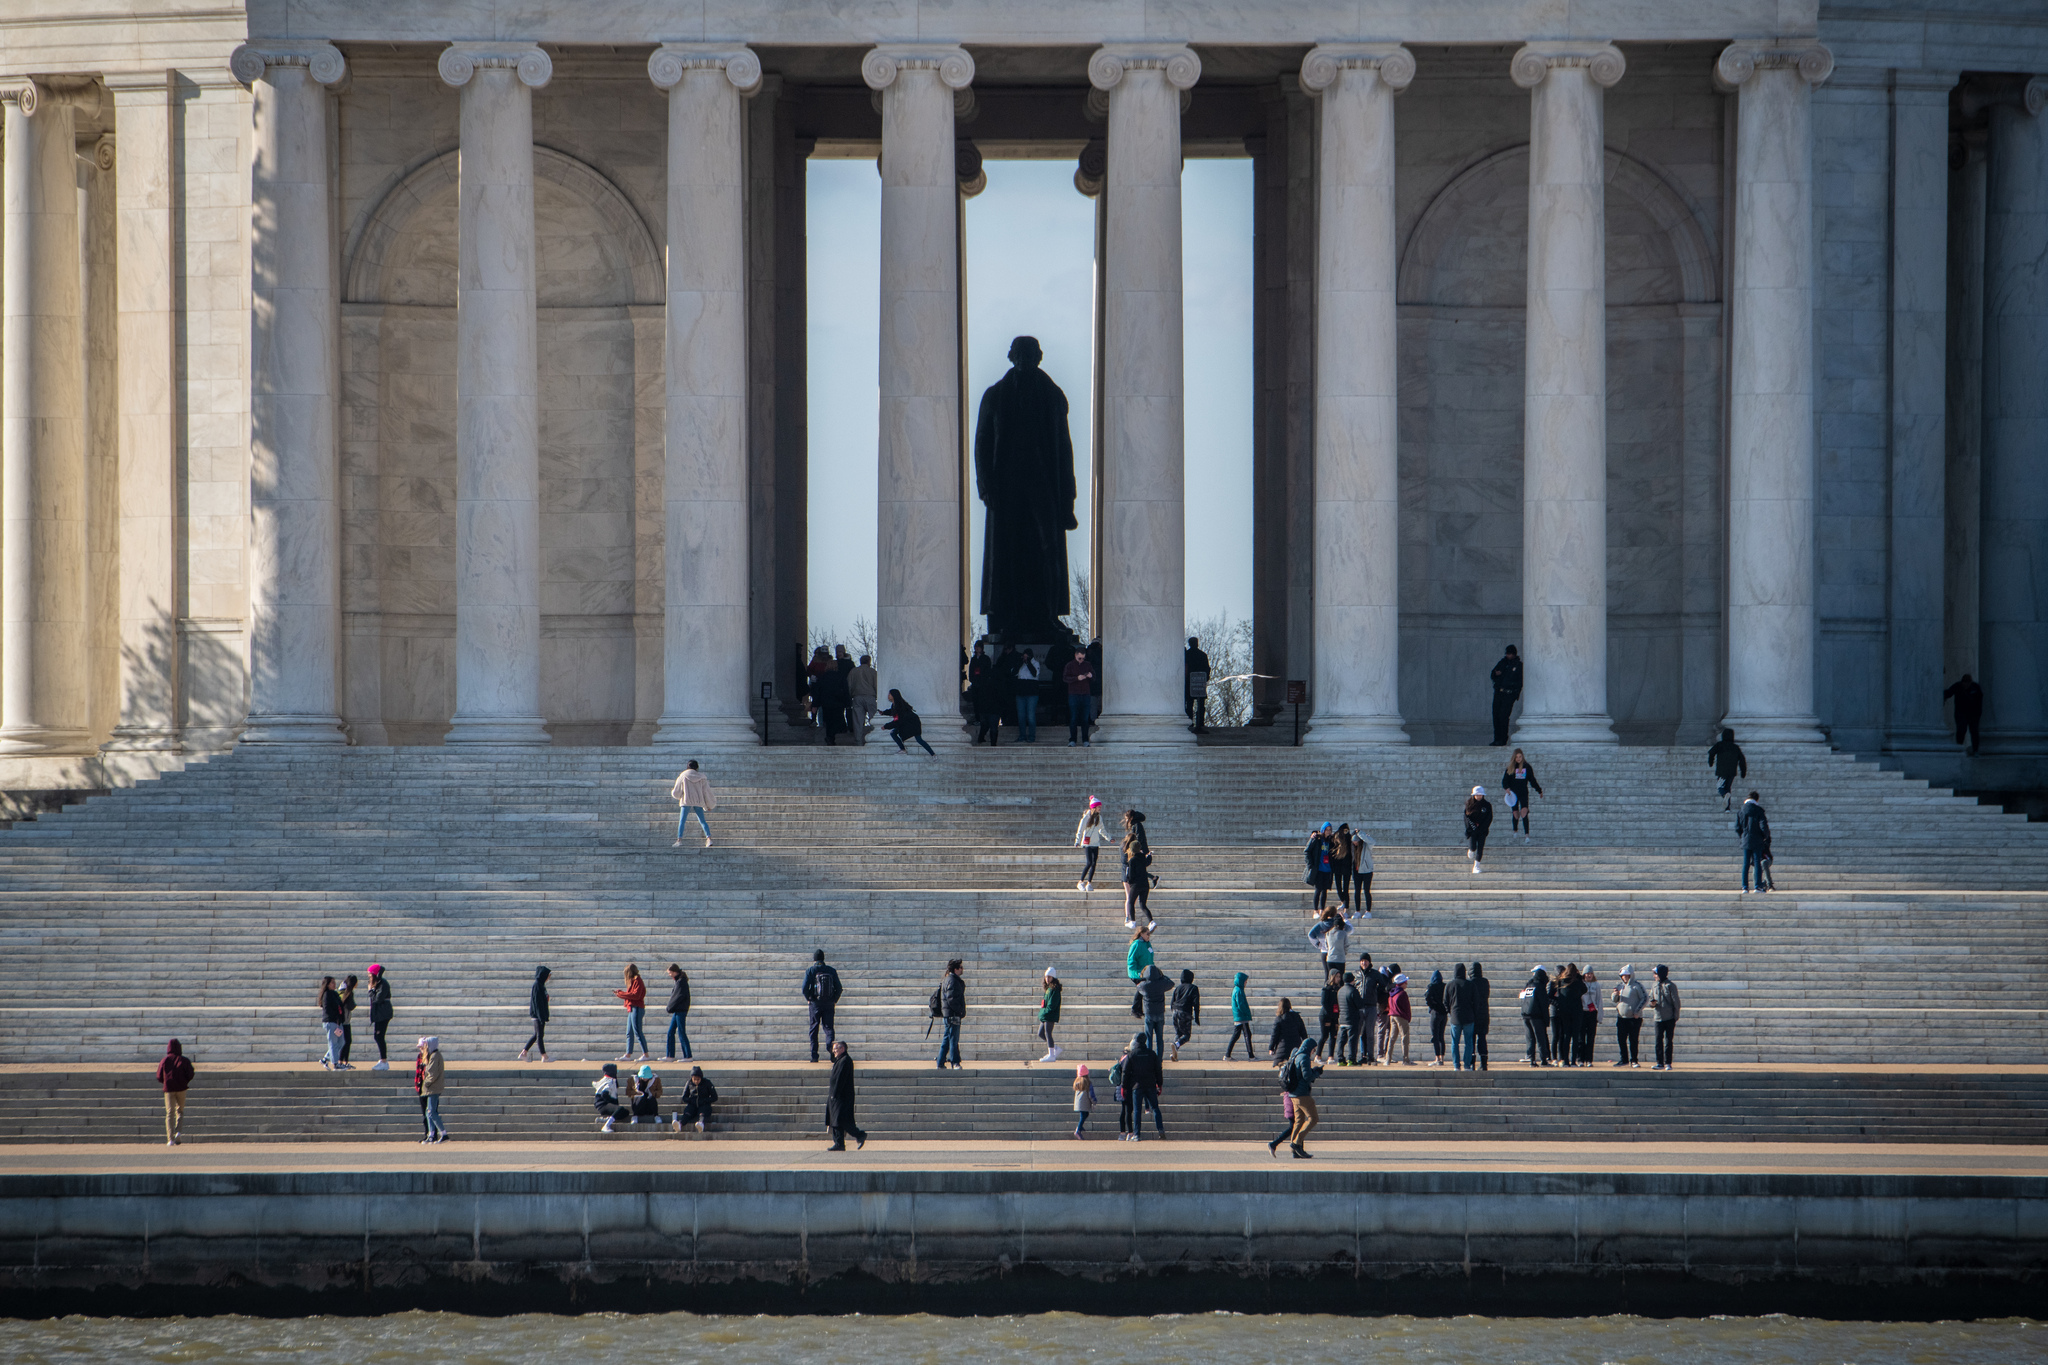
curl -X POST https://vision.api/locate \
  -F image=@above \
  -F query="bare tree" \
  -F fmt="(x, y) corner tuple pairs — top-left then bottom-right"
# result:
(1061, 569), (1092, 643)
(1185, 611), (1257, 727)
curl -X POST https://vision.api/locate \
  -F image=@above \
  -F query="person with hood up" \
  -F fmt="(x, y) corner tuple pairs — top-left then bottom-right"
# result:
(1651, 964), (1682, 1070)
(670, 759), (715, 848)
(367, 964), (393, 1070)
(1270, 1037), (1324, 1159)
(1125, 925), (1155, 984)
(1071, 1063), (1096, 1138)
(1464, 787), (1494, 874)
(802, 950), (841, 1063)
(1074, 795), (1108, 891)
(593, 1063), (628, 1132)
(1337, 971), (1368, 1065)
(1520, 965), (1552, 1066)
(1267, 997), (1308, 1064)
(1470, 961), (1492, 1070)
(1611, 965), (1648, 1067)
(1225, 972), (1256, 1060)
(1036, 967), (1063, 1062)
(1303, 824), (1335, 913)
(519, 965), (551, 1063)
(881, 689), (935, 755)
(1137, 963), (1173, 1057)
(664, 964), (692, 1061)
(414, 1036), (447, 1143)
(1124, 1031), (1166, 1139)
(1424, 969), (1448, 1066)
(1554, 964), (1586, 1067)
(629, 1063), (663, 1123)
(1736, 790), (1771, 893)
(673, 1065), (718, 1133)
(157, 1038), (194, 1146)
(1168, 968), (1201, 1062)
(1707, 728), (1747, 810)
(825, 1040), (867, 1150)
(1445, 963), (1476, 1070)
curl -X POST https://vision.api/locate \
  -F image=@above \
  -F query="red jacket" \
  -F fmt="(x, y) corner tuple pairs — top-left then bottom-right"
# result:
(1389, 986), (1412, 1021)
(156, 1043), (193, 1093)
(615, 978), (646, 1010)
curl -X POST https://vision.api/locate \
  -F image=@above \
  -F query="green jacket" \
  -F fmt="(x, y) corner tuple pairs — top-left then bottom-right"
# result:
(1038, 980), (1061, 1024)
(1126, 938), (1153, 982)
(1230, 971), (1251, 1023)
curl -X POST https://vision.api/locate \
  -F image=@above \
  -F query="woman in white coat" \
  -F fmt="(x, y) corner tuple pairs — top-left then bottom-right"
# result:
(1074, 796), (1108, 891)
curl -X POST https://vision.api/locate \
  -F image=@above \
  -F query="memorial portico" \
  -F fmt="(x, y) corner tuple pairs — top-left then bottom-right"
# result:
(0, 1), (2043, 785)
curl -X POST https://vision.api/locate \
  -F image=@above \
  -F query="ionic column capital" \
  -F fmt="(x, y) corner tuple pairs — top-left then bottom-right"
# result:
(648, 44), (761, 95)
(230, 42), (347, 89)
(1713, 41), (1833, 92)
(1511, 41), (1625, 90)
(1300, 44), (1415, 94)
(1088, 44), (1200, 92)
(862, 44), (974, 92)
(438, 43), (551, 90)
(0, 76), (101, 116)
(1958, 71), (2047, 118)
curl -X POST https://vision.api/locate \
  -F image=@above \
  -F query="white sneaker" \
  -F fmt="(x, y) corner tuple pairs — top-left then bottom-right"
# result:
(695, 1119), (705, 1132)
(518, 1049), (529, 1062)
(1471, 863), (1482, 874)
(703, 838), (712, 848)
(1048, 1046), (1062, 1061)
(371, 1061), (389, 1071)
(1038, 1051), (1056, 1063)
(1076, 881), (1086, 891)
(602, 1117), (616, 1132)
(1124, 920), (1135, 929)
(673, 840), (683, 847)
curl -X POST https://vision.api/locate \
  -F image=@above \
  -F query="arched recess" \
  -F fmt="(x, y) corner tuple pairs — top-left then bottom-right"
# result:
(337, 145), (666, 747)
(1397, 143), (1718, 306)
(344, 145), (663, 307)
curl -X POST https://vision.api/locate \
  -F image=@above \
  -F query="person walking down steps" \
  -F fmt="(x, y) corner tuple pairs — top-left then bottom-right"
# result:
(671, 759), (715, 848)
(1036, 967), (1063, 1062)
(414, 1036), (447, 1143)
(518, 964), (550, 1063)
(1464, 787), (1494, 875)
(1074, 796), (1108, 892)
(825, 1040), (867, 1151)
(1707, 728), (1747, 811)
(1071, 1063), (1096, 1138)
(1501, 749), (1543, 843)
(157, 1038), (193, 1146)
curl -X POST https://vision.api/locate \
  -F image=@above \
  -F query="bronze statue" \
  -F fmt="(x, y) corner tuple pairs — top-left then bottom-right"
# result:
(974, 336), (1077, 640)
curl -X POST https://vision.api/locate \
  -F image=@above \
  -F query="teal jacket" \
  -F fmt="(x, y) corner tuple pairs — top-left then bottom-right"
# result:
(1126, 937), (1153, 982)
(1231, 971), (1251, 1023)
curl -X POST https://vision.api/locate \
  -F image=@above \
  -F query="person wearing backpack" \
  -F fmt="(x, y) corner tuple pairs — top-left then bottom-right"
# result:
(1071, 1063), (1096, 1138)
(802, 950), (843, 1063)
(1269, 1038), (1324, 1159)
(1224, 972), (1256, 1060)
(934, 959), (967, 1071)
(1036, 967), (1063, 1062)
(157, 1038), (194, 1146)
(1168, 969), (1201, 1062)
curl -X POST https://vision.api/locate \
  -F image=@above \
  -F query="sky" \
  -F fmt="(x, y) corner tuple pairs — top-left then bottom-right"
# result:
(805, 156), (1254, 640)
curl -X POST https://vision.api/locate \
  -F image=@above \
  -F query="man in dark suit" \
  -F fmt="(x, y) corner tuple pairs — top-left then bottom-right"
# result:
(1490, 645), (1522, 745)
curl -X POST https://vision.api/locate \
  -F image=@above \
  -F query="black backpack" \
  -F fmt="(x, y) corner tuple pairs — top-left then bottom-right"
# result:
(928, 986), (943, 1018)
(1278, 1056), (1302, 1092)
(818, 965), (843, 1004)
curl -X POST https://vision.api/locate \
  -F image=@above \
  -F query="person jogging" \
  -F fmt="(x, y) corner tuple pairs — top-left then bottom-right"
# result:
(1707, 728), (1747, 811)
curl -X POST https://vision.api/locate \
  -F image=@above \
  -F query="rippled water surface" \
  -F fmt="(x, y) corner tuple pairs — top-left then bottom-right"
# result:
(3, 1313), (2044, 1365)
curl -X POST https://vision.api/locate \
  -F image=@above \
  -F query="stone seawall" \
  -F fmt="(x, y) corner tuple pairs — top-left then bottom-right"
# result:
(3, 1170), (2045, 1318)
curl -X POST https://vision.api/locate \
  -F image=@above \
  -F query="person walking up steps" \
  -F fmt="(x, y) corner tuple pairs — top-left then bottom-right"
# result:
(1125, 925), (1155, 986)
(664, 964), (692, 1061)
(935, 959), (966, 1070)
(1464, 788), (1494, 874)
(1074, 796), (1107, 891)
(367, 964), (393, 1070)
(802, 950), (842, 1062)
(1169, 969), (1201, 1062)
(671, 759), (715, 848)
(881, 689), (936, 754)
(1707, 728), (1747, 811)
(1138, 963), (1173, 1058)
(1501, 749), (1543, 843)
(1425, 969), (1447, 1066)
(1225, 972), (1256, 1059)
(1036, 967), (1063, 1062)
(414, 1036), (447, 1143)
(849, 654), (880, 744)
(825, 1041), (867, 1150)
(1737, 790), (1771, 893)
(157, 1038), (193, 1146)
(519, 965), (550, 1063)
(1651, 964), (1682, 1070)
(1121, 810), (1154, 928)
(615, 964), (650, 1061)
(1611, 964), (1646, 1067)
(1071, 1063), (1096, 1137)
(1270, 1037), (1324, 1159)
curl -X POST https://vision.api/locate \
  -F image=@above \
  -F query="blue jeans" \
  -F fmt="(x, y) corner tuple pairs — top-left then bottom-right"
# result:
(1451, 1023), (1476, 1070)
(324, 1023), (344, 1068)
(665, 1012), (691, 1059)
(937, 1017), (962, 1068)
(1743, 846), (1766, 890)
(1144, 1017), (1165, 1057)
(1068, 694), (1094, 742)
(625, 1006), (649, 1054)
(1016, 693), (1038, 741)
(677, 805), (711, 839)
(1134, 1087), (1164, 1135)
(420, 1093), (445, 1138)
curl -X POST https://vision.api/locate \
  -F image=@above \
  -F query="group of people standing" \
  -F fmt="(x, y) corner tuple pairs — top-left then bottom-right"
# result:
(316, 966), (394, 1071)
(967, 636), (1101, 746)
(800, 645), (881, 746)
(1516, 962), (1681, 1070)
(1301, 822), (1376, 915)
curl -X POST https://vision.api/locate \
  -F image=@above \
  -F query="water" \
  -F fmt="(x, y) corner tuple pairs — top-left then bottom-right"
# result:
(1, 1313), (2042, 1365)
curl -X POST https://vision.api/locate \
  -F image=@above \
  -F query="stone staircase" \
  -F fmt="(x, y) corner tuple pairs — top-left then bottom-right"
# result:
(8, 1064), (2044, 1145)
(0, 744), (2043, 1068)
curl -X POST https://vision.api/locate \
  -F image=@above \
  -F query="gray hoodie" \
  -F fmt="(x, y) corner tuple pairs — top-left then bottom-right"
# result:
(1612, 979), (1648, 1019)
(1652, 979), (1681, 1022)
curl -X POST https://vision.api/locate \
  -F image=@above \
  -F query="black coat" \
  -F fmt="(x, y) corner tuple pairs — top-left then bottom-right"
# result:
(1446, 977), (1476, 1026)
(1423, 978), (1446, 1017)
(1491, 654), (1523, 697)
(1521, 970), (1550, 1019)
(1464, 799), (1494, 841)
(665, 976), (690, 1015)
(1268, 1009), (1308, 1056)
(1318, 982), (1341, 1024)
(320, 988), (343, 1025)
(826, 1053), (858, 1129)
(1945, 677), (1984, 719)
(1707, 735), (1747, 780)
(882, 701), (923, 739)
(1124, 1044), (1164, 1092)
(802, 963), (842, 1006)
(529, 969), (551, 1023)
(1339, 983), (1367, 1028)
(369, 977), (393, 1025)
(1471, 973), (1491, 1030)
(940, 973), (967, 1019)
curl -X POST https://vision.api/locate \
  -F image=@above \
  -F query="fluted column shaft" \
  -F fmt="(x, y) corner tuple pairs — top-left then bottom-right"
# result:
(1981, 74), (2048, 752)
(0, 81), (91, 754)
(1510, 43), (1622, 744)
(1719, 42), (1832, 742)
(650, 46), (761, 746)
(1091, 45), (1200, 744)
(234, 43), (348, 743)
(1301, 46), (1411, 745)
(440, 44), (551, 744)
(865, 45), (972, 736)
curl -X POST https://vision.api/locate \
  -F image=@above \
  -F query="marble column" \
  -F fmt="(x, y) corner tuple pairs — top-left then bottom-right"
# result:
(863, 45), (973, 738)
(1300, 45), (1412, 745)
(1507, 43), (1622, 744)
(1716, 41), (1833, 743)
(648, 45), (761, 747)
(1090, 44), (1200, 744)
(1980, 74), (2048, 753)
(232, 43), (348, 744)
(1886, 71), (1959, 752)
(1944, 124), (1987, 692)
(439, 44), (551, 745)
(0, 79), (92, 754)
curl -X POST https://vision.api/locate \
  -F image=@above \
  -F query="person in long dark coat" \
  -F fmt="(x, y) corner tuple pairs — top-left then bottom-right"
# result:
(825, 1040), (867, 1151)
(973, 336), (1078, 639)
